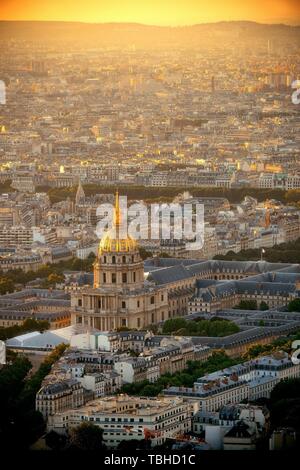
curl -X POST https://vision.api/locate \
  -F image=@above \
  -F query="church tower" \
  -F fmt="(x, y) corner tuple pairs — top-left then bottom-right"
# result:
(75, 180), (85, 206)
(93, 191), (144, 290)
(71, 191), (169, 331)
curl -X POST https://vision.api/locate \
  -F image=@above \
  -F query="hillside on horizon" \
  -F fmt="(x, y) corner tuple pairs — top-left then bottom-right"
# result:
(0, 20), (299, 48)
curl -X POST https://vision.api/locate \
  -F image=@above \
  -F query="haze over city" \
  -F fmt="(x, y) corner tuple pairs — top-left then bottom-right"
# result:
(0, 0), (300, 25)
(0, 0), (299, 458)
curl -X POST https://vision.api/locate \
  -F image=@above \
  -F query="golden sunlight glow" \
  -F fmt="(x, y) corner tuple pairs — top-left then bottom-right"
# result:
(0, 0), (299, 25)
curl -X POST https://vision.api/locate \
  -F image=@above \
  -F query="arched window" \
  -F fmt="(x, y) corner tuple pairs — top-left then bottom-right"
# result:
(112, 255), (116, 264)
(103, 256), (107, 263)
(122, 255), (126, 263)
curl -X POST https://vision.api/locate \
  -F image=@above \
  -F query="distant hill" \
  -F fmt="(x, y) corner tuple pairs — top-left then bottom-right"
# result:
(0, 20), (299, 47)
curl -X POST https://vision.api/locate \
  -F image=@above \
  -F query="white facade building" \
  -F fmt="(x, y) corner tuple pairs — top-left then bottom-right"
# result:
(47, 395), (191, 448)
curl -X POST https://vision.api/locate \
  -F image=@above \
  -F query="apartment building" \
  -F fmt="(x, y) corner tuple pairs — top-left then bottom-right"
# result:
(114, 357), (160, 384)
(36, 380), (85, 418)
(0, 226), (33, 247)
(0, 252), (42, 272)
(47, 395), (191, 448)
(259, 173), (300, 190)
(163, 352), (300, 411)
(78, 372), (121, 397)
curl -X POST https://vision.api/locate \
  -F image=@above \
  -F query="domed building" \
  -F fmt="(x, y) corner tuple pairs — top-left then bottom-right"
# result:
(71, 192), (169, 331)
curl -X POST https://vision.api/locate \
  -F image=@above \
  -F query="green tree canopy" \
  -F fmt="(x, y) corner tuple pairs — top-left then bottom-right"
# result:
(260, 301), (269, 311)
(70, 422), (106, 450)
(288, 298), (300, 312)
(45, 430), (67, 450)
(0, 277), (15, 295)
(234, 300), (258, 310)
(269, 378), (300, 431)
(162, 317), (239, 337)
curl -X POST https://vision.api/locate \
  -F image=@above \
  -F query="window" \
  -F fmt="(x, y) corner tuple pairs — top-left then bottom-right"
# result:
(137, 300), (140, 308)
(133, 272), (136, 282)
(78, 299), (82, 307)
(122, 273), (127, 283)
(122, 319), (127, 327)
(122, 256), (126, 263)
(112, 256), (116, 264)
(122, 301), (126, 309)
(151, 296), (155, 304)
(161, 294), (164, 301)
(104, 256), (107, 263)
(103, 273), (106, 283)
(137, 318), (141, 328)
(112, 273), (116, 283)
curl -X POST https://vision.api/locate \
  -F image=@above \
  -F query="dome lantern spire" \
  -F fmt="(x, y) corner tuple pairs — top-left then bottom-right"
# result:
(114, 190), (121, 228)
(97, 190), (138, 255)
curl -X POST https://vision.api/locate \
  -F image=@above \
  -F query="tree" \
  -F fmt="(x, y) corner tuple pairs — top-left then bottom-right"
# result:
(139, 248), (152, 260)
(270, 378), (300, 403)
(69, 422), (106, 450)
(121, 352), (240, 397)
(162, 317), (239, 337)
(0, 277), (15, 295)
(146, 323), (159, 334)
(116, 326), (131, 332)
(47, 273), (65, 284)
(23, 318), (50, 332)
(0, 345), (67, 449)
(0, 357), (32, 404)
(288, 298), (300, 312)
(162, 317), (188, 334)
(245, 343), (272, 359)
(270, 378), (300, 431)
(0, 356), (33, 447)
(159, 252), (171, 258)
(234, 300), (258, 310)
(0, 318), (50, 341)
(260, 301), (269, 311)
(45, 430), (67, 450)
(117, 439), (150, 451)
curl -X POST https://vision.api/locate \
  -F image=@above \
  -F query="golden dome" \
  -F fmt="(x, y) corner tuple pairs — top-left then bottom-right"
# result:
(99, 232), (137, 253)
(98, 191), (138, 254)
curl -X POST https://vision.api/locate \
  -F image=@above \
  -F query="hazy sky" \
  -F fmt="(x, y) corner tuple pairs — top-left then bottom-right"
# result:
(0, 0), (299, 25)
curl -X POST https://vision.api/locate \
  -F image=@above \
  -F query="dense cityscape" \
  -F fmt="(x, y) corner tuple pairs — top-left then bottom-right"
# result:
(0, 15), (300, 456)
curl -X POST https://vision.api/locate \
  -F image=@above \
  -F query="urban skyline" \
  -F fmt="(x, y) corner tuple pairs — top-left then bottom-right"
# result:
(0, 1), (299, 455)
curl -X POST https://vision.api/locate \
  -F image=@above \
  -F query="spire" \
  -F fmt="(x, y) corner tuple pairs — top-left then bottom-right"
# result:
(114, 190), (121, 227)
(97, 189), (138, 254)
(265, 208), (271, 228)
(75, 179), (85, 205)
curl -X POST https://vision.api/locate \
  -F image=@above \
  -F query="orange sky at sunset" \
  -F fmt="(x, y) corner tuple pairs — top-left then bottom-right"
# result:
(0, 0), (299, 25)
